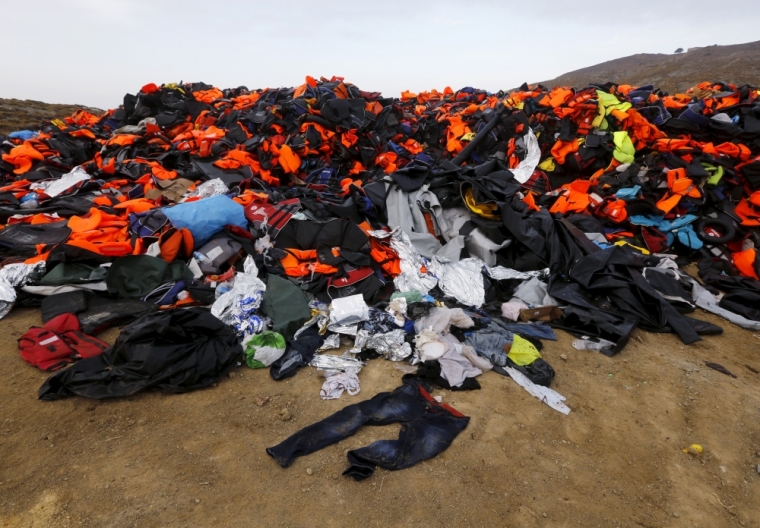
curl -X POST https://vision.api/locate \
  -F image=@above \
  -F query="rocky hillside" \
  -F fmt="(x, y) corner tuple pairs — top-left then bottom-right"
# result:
(0, 98), (103, 136)
(540, 40), (760, 93)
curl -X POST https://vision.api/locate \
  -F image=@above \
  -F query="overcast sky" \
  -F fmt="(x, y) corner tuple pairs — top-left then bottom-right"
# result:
(2, 0), (759, 110)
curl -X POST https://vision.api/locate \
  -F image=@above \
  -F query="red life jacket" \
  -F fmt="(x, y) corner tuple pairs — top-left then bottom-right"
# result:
(18, 313), (109, 371)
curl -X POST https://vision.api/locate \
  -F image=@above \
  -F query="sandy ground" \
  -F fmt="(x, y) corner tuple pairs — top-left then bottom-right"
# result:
(1, 304), (759, 528)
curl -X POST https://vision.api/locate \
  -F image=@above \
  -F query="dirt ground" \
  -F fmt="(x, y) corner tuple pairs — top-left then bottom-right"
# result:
(1, 304), (759, 528)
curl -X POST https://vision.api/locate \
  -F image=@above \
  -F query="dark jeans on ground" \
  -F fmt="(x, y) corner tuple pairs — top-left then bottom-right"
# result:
(266, 381), (470, 480)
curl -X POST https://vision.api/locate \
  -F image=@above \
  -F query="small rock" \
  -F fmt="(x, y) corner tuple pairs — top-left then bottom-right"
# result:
(195, 499), (201, 504)
(672, 512), (679, 518)
(333, 474), (339, 480)
(560, 354), (567, 361)
(254, 396), (270, 407)
(542, 513), (548, 518)
(228, 372), (236, 379)
(306, 468), (314, 476)
(281, 411), (292, 421)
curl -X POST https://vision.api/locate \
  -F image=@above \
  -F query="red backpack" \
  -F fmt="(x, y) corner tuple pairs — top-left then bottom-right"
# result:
(18, 313), (109, 371)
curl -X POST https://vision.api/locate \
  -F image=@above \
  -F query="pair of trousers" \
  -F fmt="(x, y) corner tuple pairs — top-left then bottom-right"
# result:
(266, 381), (469, 480)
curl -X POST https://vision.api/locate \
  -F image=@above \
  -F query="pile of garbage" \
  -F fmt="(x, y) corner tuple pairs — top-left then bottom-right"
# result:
(2, 77), (760, 479)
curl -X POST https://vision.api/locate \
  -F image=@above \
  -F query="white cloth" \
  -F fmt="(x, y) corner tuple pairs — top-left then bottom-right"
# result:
(501, 301), (528, 321)
(438, 349), (483, 387)
(504, 366), (570, 415)
(414, 307), (474, 335)
(320, 372), (360, 400)
(439, 333), (492, 371)
(414, 329), (447, 361)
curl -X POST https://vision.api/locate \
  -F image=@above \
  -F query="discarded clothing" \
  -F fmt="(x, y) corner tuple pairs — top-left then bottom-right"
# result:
(414, 306), (474, 335)
(267, 381), (469, 480)
(438, 349), (483, 388)
(39, 308), (241, 400)
(320, 372), (361, 400)
(497, 366), (570, 415)
(19, 313), (108, 371)
(270, 326), (326, 380)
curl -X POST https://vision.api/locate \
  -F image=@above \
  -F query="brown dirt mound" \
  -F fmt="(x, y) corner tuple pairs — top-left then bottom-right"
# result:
(1, 305), (759, 527)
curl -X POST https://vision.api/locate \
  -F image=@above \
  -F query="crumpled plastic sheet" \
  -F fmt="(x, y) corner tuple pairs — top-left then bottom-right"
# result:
(350, 328), (371, 354)
(372, 228), (488, 307)
(327, 323), (358, 336)
(487, 266), (550, 282)
(310, 353), (364, 373)
(211, 256), (267, 335)
(369, 229), (438, 296)
(30, 166), (91, 198)
(0, 261), (47, 320)
(1, 260), (46, 289)
(186, 178), (229, 200)
(510, 128), (541, 184)
(317, 333), (341, 351)
(294, 313), (328, 338)
(293, 299), (331, 339)
(359, 329), (412, 361)
(113, 117), (157, 135)
(329, 294), (369, 325)
(433, 256), (486, 308)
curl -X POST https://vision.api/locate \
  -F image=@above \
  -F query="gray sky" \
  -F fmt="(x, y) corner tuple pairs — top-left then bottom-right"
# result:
(3, 0), (759, 109)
